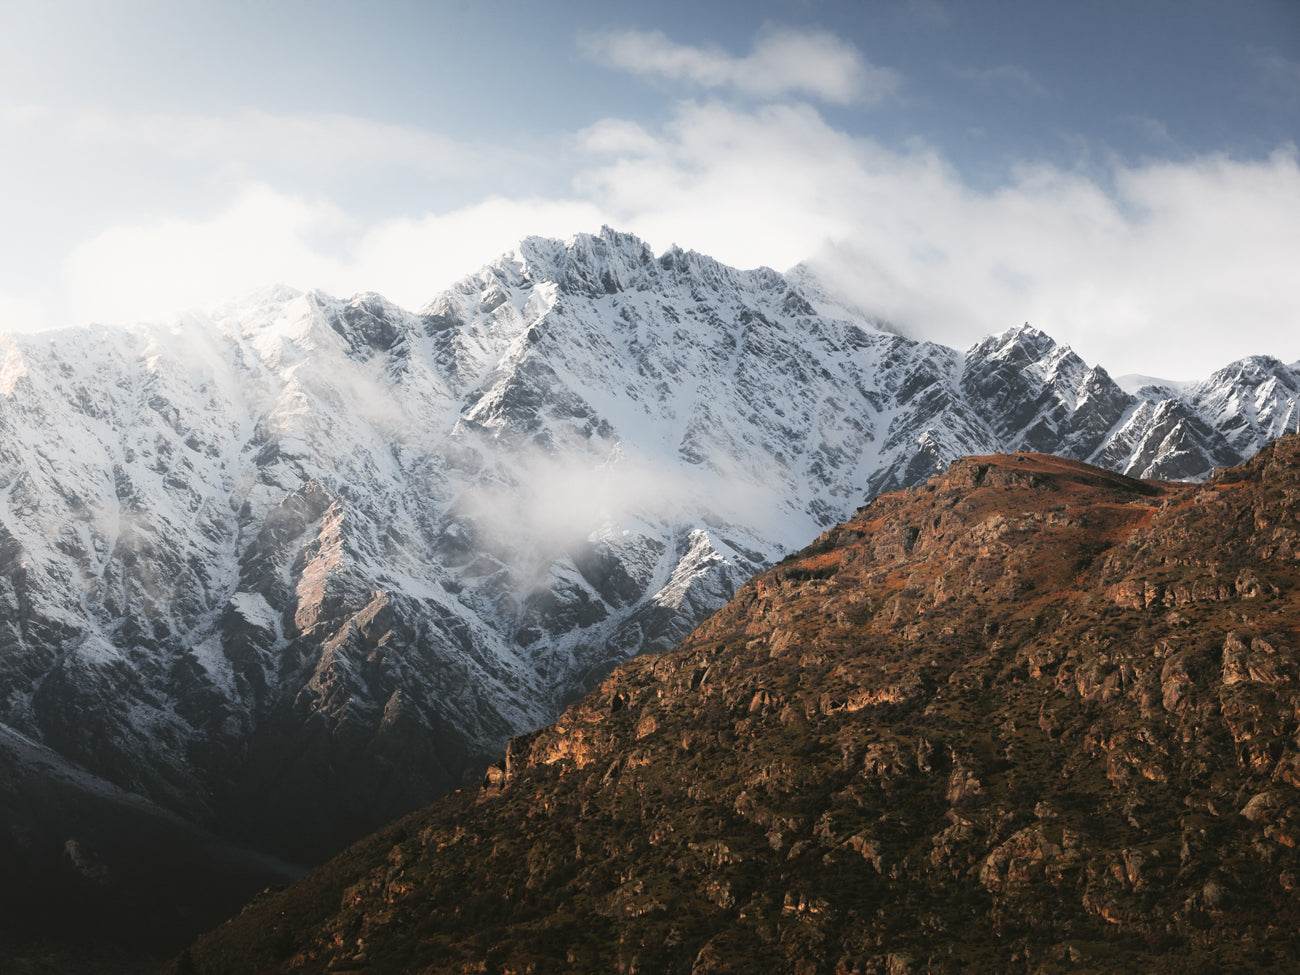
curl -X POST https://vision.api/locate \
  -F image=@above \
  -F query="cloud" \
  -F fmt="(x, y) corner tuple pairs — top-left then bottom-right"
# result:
(578, 27), (900, 105)
(573, 108), (861, 305)
(0, 290), (52, 334)
(813, 148), (1300, 380)
(63, 185), (352, 324)
(0, 105), (534, 329)
(59, 185), (608, 324)
(67, 108), (480, 179)
(41, 97), (1300, 382)
(347, 197), (609, 308)
(574, 101), (874, 270)
(447, 441), (784, 593)
(572, 101), (1300, 379)
(949, 64), (1049, 98)
(578, 118), (663, 156)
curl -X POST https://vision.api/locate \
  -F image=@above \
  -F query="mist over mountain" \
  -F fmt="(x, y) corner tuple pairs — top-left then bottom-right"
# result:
(0, 228), (1296, 964)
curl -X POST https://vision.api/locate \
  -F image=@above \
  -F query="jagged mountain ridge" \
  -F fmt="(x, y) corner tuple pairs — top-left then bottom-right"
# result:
(0, 227), (1296, 864)
(168, 437), (1300, 974)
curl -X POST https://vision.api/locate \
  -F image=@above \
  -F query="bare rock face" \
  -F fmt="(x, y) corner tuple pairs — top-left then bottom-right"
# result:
(169, 435), (1300, 973)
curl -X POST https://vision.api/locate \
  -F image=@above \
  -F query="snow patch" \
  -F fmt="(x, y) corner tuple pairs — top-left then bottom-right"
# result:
(228, 591), (279, 632)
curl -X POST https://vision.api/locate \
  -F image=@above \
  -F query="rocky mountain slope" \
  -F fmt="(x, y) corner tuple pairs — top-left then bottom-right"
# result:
(168, 435), (1300, 974)
(0, 723), (301, 974)
(0, 227), (1297, 868)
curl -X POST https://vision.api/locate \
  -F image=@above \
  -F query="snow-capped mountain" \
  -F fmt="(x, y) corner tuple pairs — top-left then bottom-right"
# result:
(0, 227), (1295, 860)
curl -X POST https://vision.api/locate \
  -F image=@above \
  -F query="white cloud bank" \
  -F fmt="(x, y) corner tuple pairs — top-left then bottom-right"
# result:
(573, 102), (1300, 380)
(47, 100), (1300, 380)
(63, 186), (353, 324)
(6, 43), (1296, 381)
(577, 27), (901, 105)
(61, 187), (606, 324)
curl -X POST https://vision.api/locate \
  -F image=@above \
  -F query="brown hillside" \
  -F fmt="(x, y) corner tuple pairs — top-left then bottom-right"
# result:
(166, 437), (1300, 974)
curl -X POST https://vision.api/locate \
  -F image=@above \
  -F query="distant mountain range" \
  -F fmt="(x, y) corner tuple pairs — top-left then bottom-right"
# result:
(0, 226), (1296, 880)
(162, 436), (1300, 974)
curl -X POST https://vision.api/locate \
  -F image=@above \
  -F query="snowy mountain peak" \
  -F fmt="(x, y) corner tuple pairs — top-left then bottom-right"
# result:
(1203, 354), (1297, 389)
(971, 322), (1062, 363)
(307, 290), (416, 360)
(519, 226), (655, 291)
(499, 227), (790, 302)
(0, 228), (1295, 865)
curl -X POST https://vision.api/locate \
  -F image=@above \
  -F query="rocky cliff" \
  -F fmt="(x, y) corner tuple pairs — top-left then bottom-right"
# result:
(168, 435), (1300, 973)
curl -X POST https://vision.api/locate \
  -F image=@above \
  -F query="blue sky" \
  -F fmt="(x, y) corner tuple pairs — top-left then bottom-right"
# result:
(1, 0), (1297, 377)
